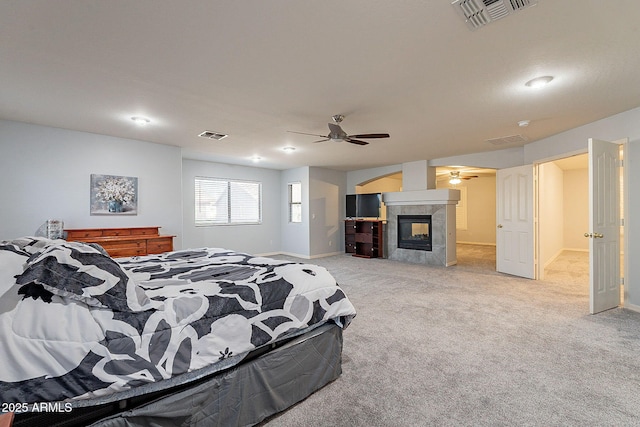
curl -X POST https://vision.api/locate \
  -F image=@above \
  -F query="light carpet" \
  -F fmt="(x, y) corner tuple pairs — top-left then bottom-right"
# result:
(262, 244), (638, 426)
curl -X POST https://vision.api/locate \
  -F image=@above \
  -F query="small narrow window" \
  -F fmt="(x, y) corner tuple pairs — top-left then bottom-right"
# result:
(289, 182), (302, 223)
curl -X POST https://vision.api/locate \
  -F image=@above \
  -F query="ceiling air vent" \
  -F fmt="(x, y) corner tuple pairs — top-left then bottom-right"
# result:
(198, 130), (228, 141)
(485, 134), (529, 145)
(452, 0), (538, 30)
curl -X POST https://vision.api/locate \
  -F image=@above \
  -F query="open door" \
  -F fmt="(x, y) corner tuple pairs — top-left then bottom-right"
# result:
(588, 138), (621, 314)
(496, 164), (535, 279)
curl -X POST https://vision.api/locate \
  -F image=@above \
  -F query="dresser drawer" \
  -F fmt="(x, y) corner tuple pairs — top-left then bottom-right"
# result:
(147, 237), (173, 254)
(102, 228), (132, 237)
(108, 247), (148, 258)
(66, 229), (103, 239)
(129, 227), (161, 236)
(64, 227), (174, 257)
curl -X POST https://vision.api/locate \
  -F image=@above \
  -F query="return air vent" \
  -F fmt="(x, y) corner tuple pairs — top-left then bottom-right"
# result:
(485, 134), (529, 145)
(452, 0), (538, 30)
(198, 130), (228, 141)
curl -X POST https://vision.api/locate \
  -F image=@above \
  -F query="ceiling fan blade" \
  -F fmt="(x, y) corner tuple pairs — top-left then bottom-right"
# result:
(345, 138), (369, 146)
(349, 133), (390, 139)
(287, 130), (328, 138)
(312, 138), (330, 143)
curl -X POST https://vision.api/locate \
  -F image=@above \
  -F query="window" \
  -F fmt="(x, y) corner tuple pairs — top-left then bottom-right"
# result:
(288, 182), (302, 223)
(195, 177), (261, 225)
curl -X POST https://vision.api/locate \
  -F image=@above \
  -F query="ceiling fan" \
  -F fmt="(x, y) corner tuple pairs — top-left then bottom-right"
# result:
(288, 115), (390, 145)
(448, 171), (478, 184)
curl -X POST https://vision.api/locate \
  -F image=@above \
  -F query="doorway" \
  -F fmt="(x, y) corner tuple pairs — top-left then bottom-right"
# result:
(537, 153), (589, 286)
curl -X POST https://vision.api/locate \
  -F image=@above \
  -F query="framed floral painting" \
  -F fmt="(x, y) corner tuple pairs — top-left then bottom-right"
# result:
(90, 174), (138, 215)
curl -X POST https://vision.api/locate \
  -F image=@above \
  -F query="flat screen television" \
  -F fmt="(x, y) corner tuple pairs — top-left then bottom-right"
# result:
(345, 193), (381, 218)
(346, 194), (357, 218)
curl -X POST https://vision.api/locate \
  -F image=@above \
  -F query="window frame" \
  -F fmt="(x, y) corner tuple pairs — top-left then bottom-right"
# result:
(195, 177), (262, 226)
(288, 182), (302, 223)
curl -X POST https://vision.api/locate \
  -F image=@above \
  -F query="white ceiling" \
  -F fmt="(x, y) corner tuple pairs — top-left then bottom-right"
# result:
(1, 1), (640, 171)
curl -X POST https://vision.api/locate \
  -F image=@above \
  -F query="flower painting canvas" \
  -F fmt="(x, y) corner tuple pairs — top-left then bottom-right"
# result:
(90, 174), (138, 215)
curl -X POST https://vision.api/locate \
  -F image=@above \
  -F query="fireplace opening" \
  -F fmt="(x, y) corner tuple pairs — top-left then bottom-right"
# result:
(397, 215), (432, 251)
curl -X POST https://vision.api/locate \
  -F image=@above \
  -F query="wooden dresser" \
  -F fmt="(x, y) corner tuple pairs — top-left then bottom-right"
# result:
(65, 227), (175, 258)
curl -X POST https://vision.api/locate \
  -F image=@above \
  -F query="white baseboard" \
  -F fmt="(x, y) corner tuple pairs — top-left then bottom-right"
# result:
(274, 251), (311, 259)
(308, 250), (344, 259)
(456, 241), (496, 247)
(623, 301), (640, 313)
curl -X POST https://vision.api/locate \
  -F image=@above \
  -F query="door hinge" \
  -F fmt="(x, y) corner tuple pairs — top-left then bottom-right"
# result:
(621, 218), (625, 227)
(621, 277), (625, 286)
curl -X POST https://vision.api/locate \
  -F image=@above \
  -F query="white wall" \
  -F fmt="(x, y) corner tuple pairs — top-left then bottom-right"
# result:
(347, 164), (401, 192)
(563, 168), (588, 251)
(436, 176), (496, 245)
(358, 176), (402, 193)
(538, 162), (564, 273)
(0, 120), (183, 247)
(182, 159), (281, 255)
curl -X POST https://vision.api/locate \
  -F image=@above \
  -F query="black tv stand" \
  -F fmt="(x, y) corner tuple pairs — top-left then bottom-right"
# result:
(344, 219), (384, 258)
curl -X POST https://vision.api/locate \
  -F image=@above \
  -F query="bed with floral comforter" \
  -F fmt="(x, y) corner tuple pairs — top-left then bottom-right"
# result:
(0, 237), (356, 408)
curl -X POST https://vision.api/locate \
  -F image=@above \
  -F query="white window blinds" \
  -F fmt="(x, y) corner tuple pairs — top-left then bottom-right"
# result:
(195, 177), (261, 225)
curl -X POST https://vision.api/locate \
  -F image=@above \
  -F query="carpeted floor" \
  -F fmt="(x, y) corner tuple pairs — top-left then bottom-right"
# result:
(262, 244), (640, 427)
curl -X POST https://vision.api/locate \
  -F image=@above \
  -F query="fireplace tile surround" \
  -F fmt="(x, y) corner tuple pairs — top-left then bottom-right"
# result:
(383, 189), (460, 266)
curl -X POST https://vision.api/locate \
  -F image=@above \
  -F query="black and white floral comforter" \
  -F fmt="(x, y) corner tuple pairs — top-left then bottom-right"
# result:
(0, 238), (356, 406)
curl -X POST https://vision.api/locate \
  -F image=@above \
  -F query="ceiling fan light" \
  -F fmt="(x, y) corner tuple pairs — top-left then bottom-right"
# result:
(525, 76), (554, 88)
(131, 116), (150, 125)
(449, 177), (462, 185)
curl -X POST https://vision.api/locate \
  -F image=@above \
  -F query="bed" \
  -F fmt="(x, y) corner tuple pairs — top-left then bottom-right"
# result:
(0, 237), (356, 426)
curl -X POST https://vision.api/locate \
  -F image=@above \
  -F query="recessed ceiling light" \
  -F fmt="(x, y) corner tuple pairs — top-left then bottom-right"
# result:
(131, 116), (150, 125)
(525, 76), (554, 88)
(251, 156), (262, 163)
(282, 146), (296, 153)
(518, 120), (530, 127)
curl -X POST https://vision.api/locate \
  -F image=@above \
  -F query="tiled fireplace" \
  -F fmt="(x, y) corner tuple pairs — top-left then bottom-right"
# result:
(383, 189), (460, 266)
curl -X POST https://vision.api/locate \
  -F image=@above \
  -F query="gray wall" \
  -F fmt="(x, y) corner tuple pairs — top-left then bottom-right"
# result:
(182, 159), (281, 255)
(625, 139), (640, 310)
(0, 120), (183, 247)
(280, 167), (310, 257)
(309, 167), (347, 257)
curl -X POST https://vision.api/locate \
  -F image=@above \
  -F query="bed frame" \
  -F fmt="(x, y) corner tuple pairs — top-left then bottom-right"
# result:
(12, 323), (343, 427)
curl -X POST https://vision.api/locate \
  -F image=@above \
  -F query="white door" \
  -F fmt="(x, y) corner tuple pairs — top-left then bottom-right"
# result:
(588, 138), (620, 314)
(496, 165), (535, 279)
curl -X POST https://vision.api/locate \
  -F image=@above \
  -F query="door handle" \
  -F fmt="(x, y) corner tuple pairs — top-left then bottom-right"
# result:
(584, 232), (604, 238)
(497, 224), (503, 228)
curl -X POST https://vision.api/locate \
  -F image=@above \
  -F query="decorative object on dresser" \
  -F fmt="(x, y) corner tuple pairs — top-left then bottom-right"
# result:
(344, 219), (384, 258)
(64, 227), (174, 257)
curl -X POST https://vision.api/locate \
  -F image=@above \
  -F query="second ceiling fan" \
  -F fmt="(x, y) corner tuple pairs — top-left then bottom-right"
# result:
(288, 115), (390, 145)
